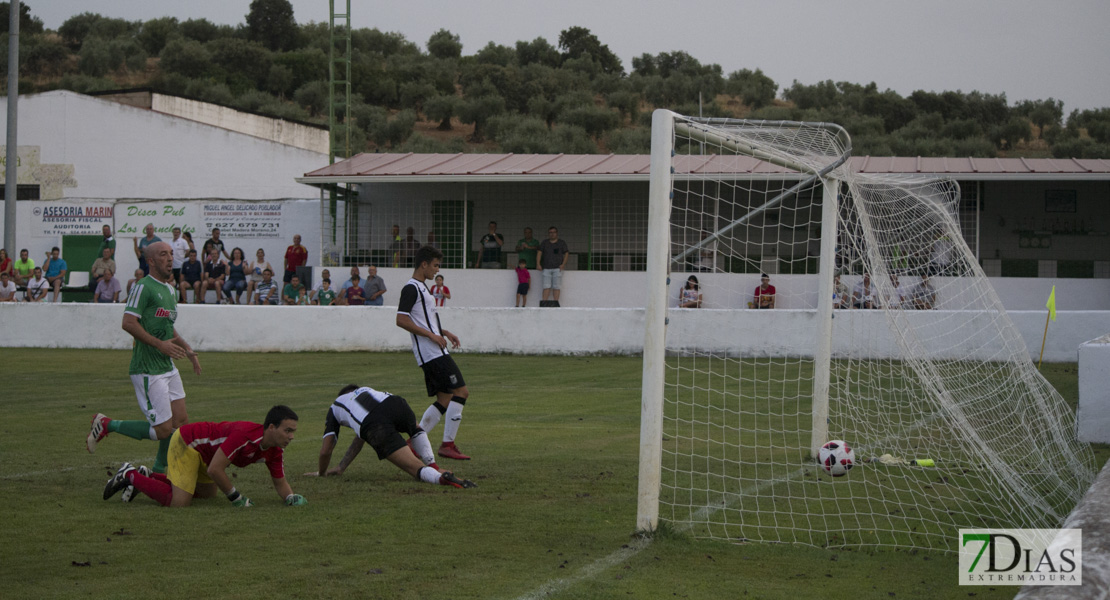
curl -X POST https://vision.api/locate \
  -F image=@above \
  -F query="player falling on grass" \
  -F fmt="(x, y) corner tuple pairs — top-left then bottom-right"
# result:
(304, 385), (476, 488)
(103, 405), (307, 508)
(87, 241), (202, 501)
(396, 245), (473, 461)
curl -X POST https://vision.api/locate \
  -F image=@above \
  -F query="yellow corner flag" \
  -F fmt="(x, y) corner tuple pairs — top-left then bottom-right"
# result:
(1046, 285), (1057, 322)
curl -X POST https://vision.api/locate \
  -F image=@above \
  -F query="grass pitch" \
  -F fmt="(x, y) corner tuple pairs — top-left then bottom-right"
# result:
(1, 348), (1098, 599)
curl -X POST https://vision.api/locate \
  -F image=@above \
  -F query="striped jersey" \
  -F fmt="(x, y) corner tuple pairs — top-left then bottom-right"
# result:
(178, 421), (285, 479)
(323, 386), (392, 440)
(124, 275), (178, 376)
(397, 278), (448, 366)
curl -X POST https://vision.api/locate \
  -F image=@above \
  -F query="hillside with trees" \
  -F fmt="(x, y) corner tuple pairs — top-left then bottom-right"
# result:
(5, 0), (1110, 158)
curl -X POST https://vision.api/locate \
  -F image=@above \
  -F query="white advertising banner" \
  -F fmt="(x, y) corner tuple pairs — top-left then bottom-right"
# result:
(30, 202), (114, 237)
(114, 200), (200, 239)
(202, 202), (284, 239)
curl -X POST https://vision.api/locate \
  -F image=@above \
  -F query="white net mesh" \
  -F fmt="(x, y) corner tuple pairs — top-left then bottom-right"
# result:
(649, 113), (1096, 552)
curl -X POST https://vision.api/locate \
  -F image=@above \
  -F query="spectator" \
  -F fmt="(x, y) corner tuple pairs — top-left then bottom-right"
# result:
(431, 274), (451, 307)
(284, 234), (308, 284)
(515, 227), (540, 270)
(283, 275), (307, 305)
(389, 224), (402, 267)
(515, 259), (530, 307)
(133, 223), (161, 276)
(0, 271), (15, 302)
(43, 247), (68, 303)
(833, 273), (850, 309)
(179, 249), (203, 304)
(344, 275), (366, 306)
(89, 247), (116, 293)
(169, 227), (190, 293)
(200, 248), (227, 304)
(852, 273), (876, 309)
(679, 275), (703, 308)
(202, 228), (229, 261)
(475, 221), (504, 269)
(696, 231), (716, 272)
(97, 225), (116, 259)
(911, 274), (937, 310)
(426, 231), (438, 252)
(93, 269), (121, 303)
(309, 268), (331, 303)
(247, 248), (274, 304)
(125, 268), (145, 298)
(314, 278), (337, 306)
(12, 248), (34, 286)
(887, 273), (908, 309)
(364, 265), (387, 306)
(538, 226), (569, 303)
(753, 273), (775, 309)
(0, 248), (12, 279)
(223, 247), (249, 304)
(339, 266), (362, 305)
(403, 227), (420, 267)
(25, 266), (49, 302)
(930, 230), (954, 276)
(254, 269), (279, 305)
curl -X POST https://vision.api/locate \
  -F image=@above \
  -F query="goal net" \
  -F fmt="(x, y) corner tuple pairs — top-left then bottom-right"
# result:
(637, 110), (1096, 552)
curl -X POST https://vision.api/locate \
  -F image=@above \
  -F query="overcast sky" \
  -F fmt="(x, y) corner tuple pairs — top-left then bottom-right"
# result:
(33, 0), (1110, 114)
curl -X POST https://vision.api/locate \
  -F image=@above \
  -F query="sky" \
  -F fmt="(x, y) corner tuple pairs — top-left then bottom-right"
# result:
(32, 0), (1110, 114)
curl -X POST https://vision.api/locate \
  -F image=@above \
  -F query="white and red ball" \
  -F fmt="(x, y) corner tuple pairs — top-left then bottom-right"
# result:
(819, 440), (855, 477)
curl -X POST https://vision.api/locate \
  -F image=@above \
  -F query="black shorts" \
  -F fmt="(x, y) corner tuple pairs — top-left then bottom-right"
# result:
(172, 268), (181, 281)
(283, 270), (295, 284)
(359, 395), (420, 460)
(517, 282), (530, 295)
(420, 355), (466, 397)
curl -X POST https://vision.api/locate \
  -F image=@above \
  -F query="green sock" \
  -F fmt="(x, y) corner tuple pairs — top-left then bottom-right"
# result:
(153, 437), (171, 474)
(108, 420), (154, 441)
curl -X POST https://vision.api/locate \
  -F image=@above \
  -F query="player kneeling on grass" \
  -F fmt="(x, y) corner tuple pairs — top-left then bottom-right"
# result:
(305, 384), (476, 489)
(103, 405), (307, 508)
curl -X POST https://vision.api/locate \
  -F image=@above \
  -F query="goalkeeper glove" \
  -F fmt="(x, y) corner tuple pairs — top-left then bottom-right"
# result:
(285, 493), (307, 506)
(226, 488), (253, 507)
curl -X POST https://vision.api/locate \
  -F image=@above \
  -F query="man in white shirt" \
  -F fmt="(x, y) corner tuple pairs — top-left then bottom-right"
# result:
(25, 267), (49, 302)
(0, 272), (16, 301)
(169, 227), (191, 296)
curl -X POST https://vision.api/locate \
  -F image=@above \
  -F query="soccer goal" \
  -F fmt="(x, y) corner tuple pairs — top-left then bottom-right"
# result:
(637, 110), (1096, 552)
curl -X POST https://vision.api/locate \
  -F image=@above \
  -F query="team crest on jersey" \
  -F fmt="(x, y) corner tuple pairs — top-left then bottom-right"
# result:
(155, 307), (178, 321)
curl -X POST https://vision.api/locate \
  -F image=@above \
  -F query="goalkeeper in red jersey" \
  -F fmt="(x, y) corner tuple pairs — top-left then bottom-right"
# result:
(103, 405), (306, 508)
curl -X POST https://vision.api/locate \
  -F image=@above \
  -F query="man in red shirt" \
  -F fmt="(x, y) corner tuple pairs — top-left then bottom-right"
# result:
(103, 405), (306, 508)
(753, 273), (776, 309)
(284, 234), (308, 284)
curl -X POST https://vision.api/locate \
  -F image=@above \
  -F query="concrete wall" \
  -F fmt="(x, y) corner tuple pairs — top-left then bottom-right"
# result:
(151, 94), (329, 154)
(1, 302), (1104, 363)
(0, 91), (327, 200)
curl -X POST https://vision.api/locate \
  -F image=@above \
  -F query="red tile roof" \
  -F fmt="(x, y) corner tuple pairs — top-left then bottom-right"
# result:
(299, 153), (1110, 184)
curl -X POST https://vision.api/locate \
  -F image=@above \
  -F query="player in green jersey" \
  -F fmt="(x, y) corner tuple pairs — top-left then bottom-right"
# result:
(86, 242), (202, 498)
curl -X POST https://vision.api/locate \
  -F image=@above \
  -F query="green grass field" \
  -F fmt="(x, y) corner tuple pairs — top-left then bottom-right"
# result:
(1, 349), (1101, 599)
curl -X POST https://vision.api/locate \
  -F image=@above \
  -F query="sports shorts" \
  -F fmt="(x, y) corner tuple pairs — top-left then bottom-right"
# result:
(517, 282), (530, 295)
(166, 429), (213, 494)
(420, 355), (466, 397)
(131, 368), (185, 427)
(360, 395), (420, 460)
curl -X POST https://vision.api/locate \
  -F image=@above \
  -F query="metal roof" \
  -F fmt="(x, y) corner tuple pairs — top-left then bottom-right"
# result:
(297, 153), (1110, 186)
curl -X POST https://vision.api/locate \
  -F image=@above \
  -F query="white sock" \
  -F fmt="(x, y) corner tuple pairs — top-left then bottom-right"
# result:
(148, 426), (159, 441)
(419, 466), (441, 485)
(420, 403), (444, 434)
(443, 401), (464, 443)
(410, 431), (435, 465)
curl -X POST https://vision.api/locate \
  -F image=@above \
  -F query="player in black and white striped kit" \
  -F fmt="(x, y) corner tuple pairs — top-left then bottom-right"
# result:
(306, 384), (475, 488)
(395, 245), (473, 461)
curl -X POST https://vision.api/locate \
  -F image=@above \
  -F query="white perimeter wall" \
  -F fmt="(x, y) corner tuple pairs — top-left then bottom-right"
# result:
(151, 94), (329, 154)
(1, 302), (1105, 363)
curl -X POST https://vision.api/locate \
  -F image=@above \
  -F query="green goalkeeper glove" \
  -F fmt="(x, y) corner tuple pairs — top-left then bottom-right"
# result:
(231, 496), (253, 508)
(285, 494), (307, 506)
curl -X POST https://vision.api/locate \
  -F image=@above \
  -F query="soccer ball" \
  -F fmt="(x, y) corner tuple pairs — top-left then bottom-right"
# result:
(819, 440), (855, 477)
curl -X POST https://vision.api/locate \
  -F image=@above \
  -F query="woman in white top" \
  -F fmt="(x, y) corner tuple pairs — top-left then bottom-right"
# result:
(678, 275), (703, 308)
(246, 248), (273, 304)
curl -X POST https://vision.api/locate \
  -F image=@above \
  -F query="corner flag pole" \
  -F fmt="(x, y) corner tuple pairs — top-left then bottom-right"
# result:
(1038, 285), (1057, 370)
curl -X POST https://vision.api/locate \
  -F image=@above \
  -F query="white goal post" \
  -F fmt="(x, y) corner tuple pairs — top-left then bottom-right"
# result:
(637, 109), (1096, 551)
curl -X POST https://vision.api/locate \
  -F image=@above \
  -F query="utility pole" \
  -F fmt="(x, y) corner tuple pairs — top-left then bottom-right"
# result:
(4, 1), (20, 255)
